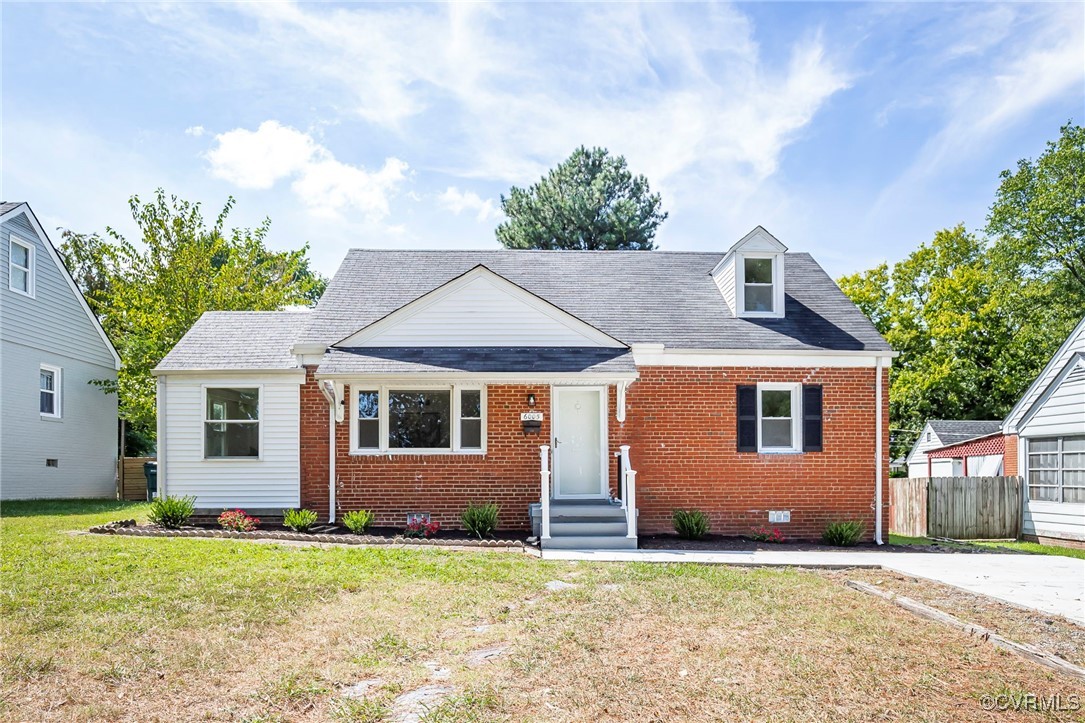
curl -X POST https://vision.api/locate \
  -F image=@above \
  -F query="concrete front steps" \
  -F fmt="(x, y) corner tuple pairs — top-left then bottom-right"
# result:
(530, 499), (638, 550)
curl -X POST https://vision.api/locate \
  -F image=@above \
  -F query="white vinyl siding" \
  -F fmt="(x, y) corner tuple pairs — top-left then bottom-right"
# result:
(342, 273), (616, 347)
(160, 374), (301, 509)
(1024, 365), (1085, 437)
(712, 254), (737, 315)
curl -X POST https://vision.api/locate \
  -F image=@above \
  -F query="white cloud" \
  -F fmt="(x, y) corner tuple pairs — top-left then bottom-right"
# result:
(133, 3), (851, 201)
(184, 125), (206, 137)
(205, 120), (407, 219)
(437, 186), (502, 223)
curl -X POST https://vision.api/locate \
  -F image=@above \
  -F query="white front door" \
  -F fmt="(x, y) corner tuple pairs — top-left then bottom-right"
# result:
(552, 386), (607, 499)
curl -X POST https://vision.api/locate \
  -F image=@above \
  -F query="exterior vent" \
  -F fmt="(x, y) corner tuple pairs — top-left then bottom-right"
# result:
(45, 459), (59, 467)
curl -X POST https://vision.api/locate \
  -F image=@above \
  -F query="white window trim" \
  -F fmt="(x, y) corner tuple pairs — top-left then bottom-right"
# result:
(9, 237), (35, 298)
(202, 384), (263, 461)
(39, 364), (62, 419)
(349, 384), (487, 455)
(736, 253), (784, 319)
(756, 382), (801, 454)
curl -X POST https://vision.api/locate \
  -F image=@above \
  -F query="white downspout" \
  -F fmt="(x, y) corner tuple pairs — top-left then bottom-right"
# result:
(156, 376), (166, 499)
(318, 381), (337, 523)
(875, 356), (884, 545)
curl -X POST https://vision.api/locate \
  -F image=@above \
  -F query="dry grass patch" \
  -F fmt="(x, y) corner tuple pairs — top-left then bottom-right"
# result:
(831, 568), (1085, 668)
(3, 501), (1084, 721)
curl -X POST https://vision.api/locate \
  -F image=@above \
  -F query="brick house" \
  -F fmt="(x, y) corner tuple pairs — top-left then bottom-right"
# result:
(153, 227), (894, 549)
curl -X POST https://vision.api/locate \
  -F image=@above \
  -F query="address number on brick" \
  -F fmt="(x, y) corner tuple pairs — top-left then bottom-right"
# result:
(520, 412), (543, 421)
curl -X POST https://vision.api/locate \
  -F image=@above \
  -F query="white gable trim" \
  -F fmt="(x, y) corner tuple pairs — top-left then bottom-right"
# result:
(904, 422), (940, 465)
(0, 203), (122, 370)
(333, 265), (627, 349)
(711, 226), (788, 277)
(1004, 316), (1085, 433)
(1008, 352), (1085, 435)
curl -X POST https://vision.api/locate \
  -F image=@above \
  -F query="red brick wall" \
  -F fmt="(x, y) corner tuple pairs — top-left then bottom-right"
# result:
(1003, 434), (1019, 476)
(300, 368), (557, 529)
(616, 366), (889, 541)
(299, 365), (890, 540)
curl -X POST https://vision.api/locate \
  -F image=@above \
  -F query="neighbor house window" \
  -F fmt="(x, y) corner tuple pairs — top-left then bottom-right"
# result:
(352, 386), (485, 453)
(39, 365), (61, 418)
(757, 383), (800, 452)
(9, 238), (33, 296)
(1028, 437), (1085, 504)
(742, 256), (774, 313)
(204, 387), (260, 458)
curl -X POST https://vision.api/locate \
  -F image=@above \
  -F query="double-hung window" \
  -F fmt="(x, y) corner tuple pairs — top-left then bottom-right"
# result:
(9, 238), (33, 296)
(742, 256), (774, 314)
(204, 387), (261, 458)
(1028, 437), (1085, 503)
(352, 386), (485, 453)
(39, 365), (61, 418)
(737, 383), (821, 453)
(757, 383), (800, 452)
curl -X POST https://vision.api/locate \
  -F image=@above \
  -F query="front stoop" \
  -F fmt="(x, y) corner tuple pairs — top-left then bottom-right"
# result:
(530, 499), (638, 550)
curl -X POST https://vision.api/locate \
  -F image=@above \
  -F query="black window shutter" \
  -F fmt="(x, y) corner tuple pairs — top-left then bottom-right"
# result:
(736, 385), (757, 452)
(802, 385), (823, 452)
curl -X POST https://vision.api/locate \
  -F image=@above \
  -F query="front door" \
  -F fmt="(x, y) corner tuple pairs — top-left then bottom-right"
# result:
(552, 386), (607, 498)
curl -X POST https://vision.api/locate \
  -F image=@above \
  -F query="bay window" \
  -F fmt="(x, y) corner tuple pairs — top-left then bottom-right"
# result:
(352, 385), (485, 453)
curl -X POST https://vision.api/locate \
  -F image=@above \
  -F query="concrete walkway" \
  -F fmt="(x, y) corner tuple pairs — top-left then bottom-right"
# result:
(541, 548), (1085, 624)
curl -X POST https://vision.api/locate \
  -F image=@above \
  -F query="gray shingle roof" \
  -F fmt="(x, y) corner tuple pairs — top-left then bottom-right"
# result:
(928, 420), (1004, 446)
(0, 202), (24, 216)
(302, 250), (890, 352)
(155, 311), (311, 371)
(318, 347), (636, 375)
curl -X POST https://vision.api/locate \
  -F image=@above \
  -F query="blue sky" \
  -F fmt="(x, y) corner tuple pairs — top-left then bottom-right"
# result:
(2, 2), (1082, 279)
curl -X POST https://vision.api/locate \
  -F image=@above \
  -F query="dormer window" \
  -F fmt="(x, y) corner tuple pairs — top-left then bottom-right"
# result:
(743, 257), (775, 313)
(711, 226), (787, 320)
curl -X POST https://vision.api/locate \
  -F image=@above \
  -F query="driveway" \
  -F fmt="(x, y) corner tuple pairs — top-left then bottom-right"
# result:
(541, 548), (1085, 624)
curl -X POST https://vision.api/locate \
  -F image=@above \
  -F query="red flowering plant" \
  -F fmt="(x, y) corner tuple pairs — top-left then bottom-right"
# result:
(218, 509), (260, 532)
(404, 519), (441, 538)
(748, 525), (786, 543)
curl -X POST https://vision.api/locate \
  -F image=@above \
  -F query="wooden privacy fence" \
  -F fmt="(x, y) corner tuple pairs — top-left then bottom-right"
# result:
(890, 476), (1022, 540)
(118, 457), (156, 501)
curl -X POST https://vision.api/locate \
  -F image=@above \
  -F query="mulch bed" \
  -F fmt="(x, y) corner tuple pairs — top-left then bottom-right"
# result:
(87, 519), (528, 548)
(638, 533), (1016, 553)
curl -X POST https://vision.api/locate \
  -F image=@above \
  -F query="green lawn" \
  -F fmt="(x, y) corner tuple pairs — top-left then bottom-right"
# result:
(2, 500), (1080, 722)
(889, 532), (1085, 559)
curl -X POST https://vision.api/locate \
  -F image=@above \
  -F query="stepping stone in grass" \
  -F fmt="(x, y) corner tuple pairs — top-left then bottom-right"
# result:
(466, 644), (509, 667)
(391, 684), (454, 723)
(341, 678), (385, 699)
(544, 580), (575, 592)
(423, 660), (451, 680)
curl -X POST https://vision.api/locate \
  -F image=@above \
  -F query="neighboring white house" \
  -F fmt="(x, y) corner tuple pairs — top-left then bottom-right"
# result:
(905, 419), (1003, 478)
(0, 202), (121, 499)
(1003, 316), (1085, 545)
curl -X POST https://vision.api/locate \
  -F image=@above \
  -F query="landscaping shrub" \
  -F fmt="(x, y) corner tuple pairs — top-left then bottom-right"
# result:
(461, 502), (499, 538)
(282, 508), (319, 533)
(218, 509), (260, 532)
(404, 519), (441, 538)
(672, 509), (710, 540)
(822, 520), (864, 547)
(342, 509), (375, 535)
(147, 495), (195, 529)
(748, 525), (786, 543)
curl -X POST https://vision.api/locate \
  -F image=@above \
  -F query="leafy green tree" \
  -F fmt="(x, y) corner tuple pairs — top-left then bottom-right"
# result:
(987, 122), (1085, 295)
(496, 146), (667, 250)
(840, 227), (1010, 445)
(59, 190), (326, 449)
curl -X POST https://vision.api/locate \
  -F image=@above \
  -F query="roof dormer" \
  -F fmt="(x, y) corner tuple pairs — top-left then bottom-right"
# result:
(711, 226), (787, 319)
